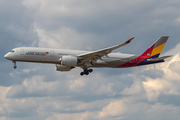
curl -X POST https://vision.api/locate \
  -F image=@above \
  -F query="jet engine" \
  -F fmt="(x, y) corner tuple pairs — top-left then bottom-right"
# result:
(56, 64), (74, 71)
(60, 56), (79, 66)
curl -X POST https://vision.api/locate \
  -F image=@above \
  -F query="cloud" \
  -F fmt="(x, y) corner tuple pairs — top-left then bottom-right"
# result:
(142, 53), (180, 101)
(34, 25), (94, 50)
(0, 0), (39, 59)
(2, 53), (180, 119)
(121, 81), (144, 95)
(1, 0), (180, 119)
(143, 78), (172, 101)
(176, 17), (180, 22)
(20, 0), (180, 54)
(164, 43), (180, 56)
(98, 99), (125, 118)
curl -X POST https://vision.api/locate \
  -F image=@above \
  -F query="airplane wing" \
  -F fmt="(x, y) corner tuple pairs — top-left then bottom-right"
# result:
(77, 37), (134, 65)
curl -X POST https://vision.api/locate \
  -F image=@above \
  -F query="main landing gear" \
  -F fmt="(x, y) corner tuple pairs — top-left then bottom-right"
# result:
(80, 68), (93, 76)
(13, 61), (17, 69)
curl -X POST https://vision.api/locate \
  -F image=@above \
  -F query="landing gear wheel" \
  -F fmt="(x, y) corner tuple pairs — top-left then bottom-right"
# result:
(80, 68), (93, 76)
(13, 61), (17, 69)
(84, 70), (89, 75)
(80, 72), (84, 76)
(85, 71), (89, 75)
(89, 69), (93, 73)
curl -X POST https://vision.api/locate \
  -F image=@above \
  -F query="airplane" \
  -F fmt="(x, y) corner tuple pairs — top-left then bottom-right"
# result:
(4, 36), (172, 76)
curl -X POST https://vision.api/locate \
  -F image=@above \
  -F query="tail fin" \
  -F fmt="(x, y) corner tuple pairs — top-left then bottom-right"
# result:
(116, 36), (170, 68)
(141, 36), (169, 59)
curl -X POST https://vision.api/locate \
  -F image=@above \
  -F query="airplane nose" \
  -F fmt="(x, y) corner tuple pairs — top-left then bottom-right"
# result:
(4, 53), (9, 59)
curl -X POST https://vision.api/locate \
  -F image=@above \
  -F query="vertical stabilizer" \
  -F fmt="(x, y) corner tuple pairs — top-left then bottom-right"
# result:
(116, 36), (169, 68)
(140, 36), (169, 58)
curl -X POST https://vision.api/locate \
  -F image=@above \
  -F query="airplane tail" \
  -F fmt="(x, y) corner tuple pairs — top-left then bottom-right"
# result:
(116, 36), (171, 68)
(140, 36), (169, 59)
(137, 36), (172, 65)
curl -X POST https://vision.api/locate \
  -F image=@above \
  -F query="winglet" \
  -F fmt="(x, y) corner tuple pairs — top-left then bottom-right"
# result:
(125, 37), (134, 43)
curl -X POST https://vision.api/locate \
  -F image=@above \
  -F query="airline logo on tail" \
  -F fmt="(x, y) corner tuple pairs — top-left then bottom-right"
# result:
(149, 36), (168, 58)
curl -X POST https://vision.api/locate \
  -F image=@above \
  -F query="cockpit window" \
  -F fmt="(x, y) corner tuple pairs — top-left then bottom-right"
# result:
(10, 50), (15, 52)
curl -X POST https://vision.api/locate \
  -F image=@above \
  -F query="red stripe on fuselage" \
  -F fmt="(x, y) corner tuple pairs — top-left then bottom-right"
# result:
(116, 44), (155, 68)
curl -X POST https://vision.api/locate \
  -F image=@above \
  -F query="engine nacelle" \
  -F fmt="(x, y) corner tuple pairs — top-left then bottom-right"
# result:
(61, 56), (78, 66)
(56, 64), (74, 71)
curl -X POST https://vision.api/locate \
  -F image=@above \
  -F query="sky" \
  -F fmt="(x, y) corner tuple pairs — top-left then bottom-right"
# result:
(1, 0), (180, 120)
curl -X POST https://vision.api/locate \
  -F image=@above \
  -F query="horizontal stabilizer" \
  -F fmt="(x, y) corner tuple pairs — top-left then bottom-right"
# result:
(147, 55), (172, 62)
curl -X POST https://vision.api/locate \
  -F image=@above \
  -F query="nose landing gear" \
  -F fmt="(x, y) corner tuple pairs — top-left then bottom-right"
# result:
(80, 68), (93, 76)
(13, 61), (17, 69)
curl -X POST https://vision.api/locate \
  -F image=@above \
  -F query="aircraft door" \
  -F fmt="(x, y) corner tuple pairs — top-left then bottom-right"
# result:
(50, 51), (54, 57)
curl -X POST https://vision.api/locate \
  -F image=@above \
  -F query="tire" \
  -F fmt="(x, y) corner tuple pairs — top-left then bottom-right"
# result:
(85, 72), (89, 75)
(80, 72), (84, 76)
(89, 69), (93, 73)
(84, 70), (89, 75)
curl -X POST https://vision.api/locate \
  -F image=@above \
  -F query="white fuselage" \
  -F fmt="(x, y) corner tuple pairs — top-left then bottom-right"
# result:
(4, 36), (170, 75)
(4, 47), (136, 68)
